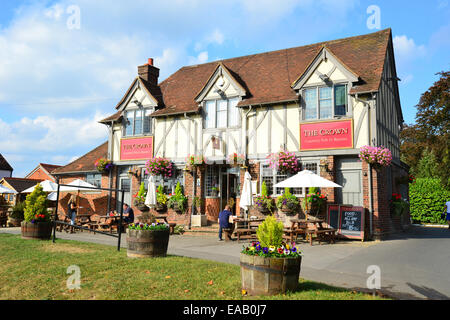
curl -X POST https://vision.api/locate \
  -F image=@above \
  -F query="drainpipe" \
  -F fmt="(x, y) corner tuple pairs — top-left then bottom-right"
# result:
(185, 112), (197, 230)
(107, 120), (114, 213)
(355, 93), (374, 238)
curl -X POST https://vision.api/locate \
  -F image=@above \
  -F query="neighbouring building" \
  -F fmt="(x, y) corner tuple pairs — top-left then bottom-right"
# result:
(0, 178), (44, 206)
(56, 28), (411, 239)
(0, 154), (13, 180)
(25, 163), (61, 182)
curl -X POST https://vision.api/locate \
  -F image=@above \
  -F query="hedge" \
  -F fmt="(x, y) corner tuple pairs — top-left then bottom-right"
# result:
(409, 178), (450, 224)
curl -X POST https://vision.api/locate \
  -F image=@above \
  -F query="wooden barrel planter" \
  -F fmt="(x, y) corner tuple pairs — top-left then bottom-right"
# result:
(240, 253), (302, 296)
(126, 229), (169, 258)
(8, 217), (23, 227)
(21, 221), (52, 240)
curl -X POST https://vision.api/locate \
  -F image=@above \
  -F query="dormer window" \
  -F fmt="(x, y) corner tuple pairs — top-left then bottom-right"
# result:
(204, 97), (240, 129)
(303, 84), (348, 120)
(124, 108), (152, 136)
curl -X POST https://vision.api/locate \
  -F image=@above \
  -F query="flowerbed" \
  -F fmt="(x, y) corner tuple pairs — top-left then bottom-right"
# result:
(241, 241), (301, 258)
(128, 221), (169, 231)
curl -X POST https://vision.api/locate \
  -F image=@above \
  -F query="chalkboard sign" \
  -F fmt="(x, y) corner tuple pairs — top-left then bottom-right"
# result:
(327, 205), (365, 240)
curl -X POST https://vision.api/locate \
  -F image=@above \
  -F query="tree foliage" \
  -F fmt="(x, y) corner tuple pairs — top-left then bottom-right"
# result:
(256, 215), (284, 248)
(400, 71), (450, 188)
(24, 184), (49, 222)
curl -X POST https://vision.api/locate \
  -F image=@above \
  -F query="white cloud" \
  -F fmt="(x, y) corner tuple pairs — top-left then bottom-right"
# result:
(393, 35), (426, 62)
(188, 51), (209, 65)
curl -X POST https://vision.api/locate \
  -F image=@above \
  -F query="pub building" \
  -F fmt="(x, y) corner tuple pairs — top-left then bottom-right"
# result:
(54, 29), (410, 240)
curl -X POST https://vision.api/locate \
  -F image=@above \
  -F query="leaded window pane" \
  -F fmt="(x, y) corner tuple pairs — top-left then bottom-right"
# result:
(304, 88), (317, 120)
(334, 84), (347, 116)
(319, 87), (332, 119)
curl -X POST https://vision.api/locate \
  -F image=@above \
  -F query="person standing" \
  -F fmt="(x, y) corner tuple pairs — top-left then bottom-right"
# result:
(218, 205), (235, 241)
(67, 195), (78, 233)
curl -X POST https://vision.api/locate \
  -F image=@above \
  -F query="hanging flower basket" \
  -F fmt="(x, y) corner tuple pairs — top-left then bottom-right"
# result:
(95, 158), (113, 173)
(226, 153), (246, 167)
(359, 145), (392, 169)
(267, 150), (300, 174)
(145, 157), (174, 178)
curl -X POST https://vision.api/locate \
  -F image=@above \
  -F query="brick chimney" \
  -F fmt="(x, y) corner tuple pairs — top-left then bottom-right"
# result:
(138, 58), (159, 86)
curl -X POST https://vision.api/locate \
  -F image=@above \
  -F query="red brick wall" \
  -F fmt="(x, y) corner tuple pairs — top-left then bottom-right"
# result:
(28, 168), (55, 182)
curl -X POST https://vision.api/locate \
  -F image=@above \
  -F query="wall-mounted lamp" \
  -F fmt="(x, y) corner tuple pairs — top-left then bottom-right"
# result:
(127, 168), (140, 179)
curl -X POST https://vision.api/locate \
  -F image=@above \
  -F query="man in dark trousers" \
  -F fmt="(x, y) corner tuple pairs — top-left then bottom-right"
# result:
(218, 205), (235, 241)
(123, 203), (134, 224)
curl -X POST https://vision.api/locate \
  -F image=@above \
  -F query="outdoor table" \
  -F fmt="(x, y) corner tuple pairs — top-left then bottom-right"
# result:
(291, 217), (336, 245)
(232, 217), (264, 242)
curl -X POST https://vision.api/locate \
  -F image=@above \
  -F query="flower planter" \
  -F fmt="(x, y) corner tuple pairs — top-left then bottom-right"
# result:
(172, 203), (185, 214)
(135, 202), (149, 212)
(8, 217), (23, 227)
(21, 221), (52, 240)
(191, 214), (208, 227)
(155, 203), (167, 212)
(240, 253), (302, 296)
(257, 206), (271, 215)
(280, 205), (297, 215)
(126, 228), (170, 258)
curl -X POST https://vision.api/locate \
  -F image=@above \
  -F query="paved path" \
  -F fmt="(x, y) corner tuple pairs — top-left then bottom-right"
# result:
(1, 225), (449, 300)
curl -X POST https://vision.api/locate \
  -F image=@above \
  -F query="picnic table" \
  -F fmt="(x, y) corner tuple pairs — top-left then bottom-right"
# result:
(232, 217), (265, 242)
(287, 217), (336, 245)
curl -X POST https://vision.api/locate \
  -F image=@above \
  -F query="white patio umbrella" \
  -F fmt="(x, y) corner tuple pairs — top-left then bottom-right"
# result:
(145, 175), (157, 208)
(22, 180), (58, 193)
(274, 170), (342, 219)
(239, 171), (254, 218)
(0, 184), (16, 194)
(47, 192), (58, 201)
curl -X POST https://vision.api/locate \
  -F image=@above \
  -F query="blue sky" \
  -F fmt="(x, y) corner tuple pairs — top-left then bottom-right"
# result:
(0, 0), (449, 177)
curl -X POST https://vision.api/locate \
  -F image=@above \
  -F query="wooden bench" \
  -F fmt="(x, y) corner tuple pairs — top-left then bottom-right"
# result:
(306, 228), (336, 245)
(235, 228), (257, 241)
(283, 227), (307, 243)
(222, 228), (233, 241)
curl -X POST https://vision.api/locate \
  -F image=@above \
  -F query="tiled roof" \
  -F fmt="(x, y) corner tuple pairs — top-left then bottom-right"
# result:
(0, 154), (13, 171)
(40, 163), (61, 174)
(52, 142), (108, 175)
(1, 178), (43, 193)
(100, 29), (391, 119)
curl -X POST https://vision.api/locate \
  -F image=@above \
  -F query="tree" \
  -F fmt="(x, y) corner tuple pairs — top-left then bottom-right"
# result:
(400, 71), (450, 188)
(415, 149), (439, 179)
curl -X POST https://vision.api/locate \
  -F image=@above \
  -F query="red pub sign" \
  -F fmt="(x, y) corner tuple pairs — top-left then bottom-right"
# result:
(300, 119), (353, 151)
(120, 137), (154, 161)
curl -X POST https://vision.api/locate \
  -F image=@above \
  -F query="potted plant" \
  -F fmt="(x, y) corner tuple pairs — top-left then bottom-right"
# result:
(191, 196), (207, 227)
(126, 221), (170, 258)
(390, 193), (408, 217)
(240, 215), (302, 296)
(8, 201), (25, 227)
(95, 157), (113, 173)
(145, 157), (174, 178)
(226, 153), (245, 167)
(303, 187), (327, 216)
(21, 183), (52, 240)
(359, 145), (392, 170)
(276, 188), (300, 215)
(267, 150), (300, 174)
(255, 181), (274, 215)
(167, 182), (188, 214)
(186, 154), (206, 171)
(155, 185), (168, 212)
(211, 186), (219, 197)
(133, 182), (149, 212)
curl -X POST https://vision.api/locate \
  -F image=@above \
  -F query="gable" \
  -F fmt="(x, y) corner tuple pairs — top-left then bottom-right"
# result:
(292, 47), (359, 90)
(195, 63), (246, 102)
(117, 78), (158, 112)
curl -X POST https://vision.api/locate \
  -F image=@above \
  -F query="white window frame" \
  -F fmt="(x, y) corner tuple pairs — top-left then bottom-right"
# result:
(140, 167), (184, 195)
(302, 83), (348, 120)
(203, 97), (240, 129)
(86, 173), (102, 188)
(123, 108), (153, 137)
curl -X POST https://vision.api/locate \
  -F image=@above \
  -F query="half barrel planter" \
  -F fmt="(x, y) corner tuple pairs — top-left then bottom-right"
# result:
(240, 253), (302, 296)
(126, 228), (170, 258)
(21, 221), (52, 240)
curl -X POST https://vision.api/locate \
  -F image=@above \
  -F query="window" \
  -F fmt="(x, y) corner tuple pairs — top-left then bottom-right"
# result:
(303, 84), (348, 120)
(260, 161), (320, 196)
(205, 166), (220, 197)
(204, 97), (240, 129)
(124, 108), (153, 136)
(86, 173), (102, 188)
(141, 168), (184, 195)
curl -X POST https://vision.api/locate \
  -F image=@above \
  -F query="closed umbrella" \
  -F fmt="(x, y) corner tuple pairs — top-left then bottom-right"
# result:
(145, 175), (157, 208)
(23, 180), (58, 193)
(274, 170), (342, 219)
(239, 171), (254, 219)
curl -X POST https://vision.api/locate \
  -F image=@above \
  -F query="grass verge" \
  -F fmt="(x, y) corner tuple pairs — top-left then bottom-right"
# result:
(0, 234), (386, 300)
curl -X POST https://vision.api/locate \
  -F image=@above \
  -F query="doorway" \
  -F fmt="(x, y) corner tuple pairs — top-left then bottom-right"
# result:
(220, 167), (240, 213)
(336, 157), (363, 206)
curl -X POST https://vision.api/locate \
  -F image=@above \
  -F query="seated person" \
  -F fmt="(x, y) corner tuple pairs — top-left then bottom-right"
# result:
(123, 203), (134, 224)
(218, 205), (236, 241)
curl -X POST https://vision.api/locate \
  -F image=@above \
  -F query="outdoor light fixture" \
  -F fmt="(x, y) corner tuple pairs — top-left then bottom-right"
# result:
(127, 168), (140, 179)
(319, 74), (329, 82)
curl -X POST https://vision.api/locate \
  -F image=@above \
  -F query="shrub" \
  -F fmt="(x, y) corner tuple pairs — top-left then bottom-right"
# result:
(167, 182), (188, 212)
(255, 181), (274, 213)
(24, 183), (50, 222)
(10, 201), (26, 220)
(256, 215), (284, 248)
(156, 185), (168, 206)
(409, 178), (450, 224)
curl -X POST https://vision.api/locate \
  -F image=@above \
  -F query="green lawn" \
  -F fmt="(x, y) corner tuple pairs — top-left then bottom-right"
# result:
(0, 234), (385, 300)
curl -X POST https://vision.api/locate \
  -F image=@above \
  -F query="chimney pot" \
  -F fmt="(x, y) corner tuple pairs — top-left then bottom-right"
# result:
(148, 58), (154, 66)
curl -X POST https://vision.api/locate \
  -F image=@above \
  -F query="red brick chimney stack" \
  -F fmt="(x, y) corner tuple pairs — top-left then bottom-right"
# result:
(138, 58), (159, 86)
